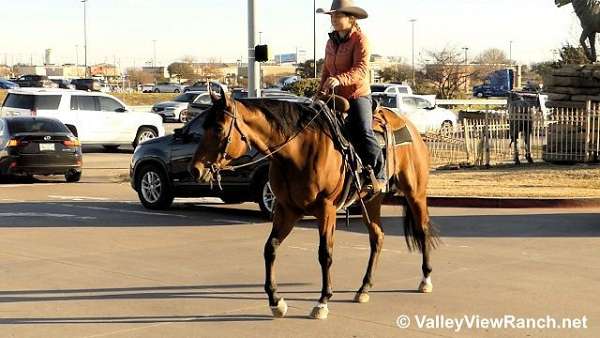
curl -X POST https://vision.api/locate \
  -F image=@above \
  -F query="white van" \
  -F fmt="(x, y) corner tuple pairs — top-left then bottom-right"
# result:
(0, 88), (164, 148)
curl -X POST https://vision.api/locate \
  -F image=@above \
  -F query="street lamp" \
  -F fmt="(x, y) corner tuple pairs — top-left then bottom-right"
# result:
(82, 0), (88, 77)
(462, 47), (469, 65)
(410, 19), (417, 86)
(314, 1), (320, 79)
(152, 39), (157, 68)
(509, 40), (513, 65)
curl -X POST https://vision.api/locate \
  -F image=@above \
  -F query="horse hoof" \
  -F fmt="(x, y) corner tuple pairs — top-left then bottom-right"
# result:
(354, 292), (370, 303)
(270, 299), (288, 318)
(418, 281), (433, 293)
(309, 304), (329, 320)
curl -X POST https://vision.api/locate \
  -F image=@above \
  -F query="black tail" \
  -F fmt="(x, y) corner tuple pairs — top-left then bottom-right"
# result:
(402, 202), (440, 253)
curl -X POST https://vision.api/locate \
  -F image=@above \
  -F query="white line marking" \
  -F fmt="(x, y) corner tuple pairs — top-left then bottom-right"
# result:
(213, 219), (247, 224)
(48, 195), (111, 201)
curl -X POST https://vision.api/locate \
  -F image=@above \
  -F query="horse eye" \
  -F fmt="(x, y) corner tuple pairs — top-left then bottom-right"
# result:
(215, 125), (224, 134)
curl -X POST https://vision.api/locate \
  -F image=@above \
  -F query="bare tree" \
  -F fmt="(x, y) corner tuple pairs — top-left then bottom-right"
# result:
(474, 48), (510, 65)
(423, 47), (476, 99)
(126, 68), (154, 86)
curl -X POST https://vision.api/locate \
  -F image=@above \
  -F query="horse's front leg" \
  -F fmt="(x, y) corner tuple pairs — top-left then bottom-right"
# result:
(310, 201), (337, 320)
(264, 203), (300, 318)
(355, 193), (385, 304)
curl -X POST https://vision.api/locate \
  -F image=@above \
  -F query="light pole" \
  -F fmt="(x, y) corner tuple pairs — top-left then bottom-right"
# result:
(314, 0), (317, 78)
(509, 40), (513, 65)
(258, 32), (263, 44)
(247, 0), (260, 98)
(462, 47), (469, 65)
(82, 0), (88, 77)
(152, 40), (157, 67)
(410, 19), (417, 86)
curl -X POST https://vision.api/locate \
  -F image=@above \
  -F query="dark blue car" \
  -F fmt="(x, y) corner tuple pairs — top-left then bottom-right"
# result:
(0, 79), (19, 89)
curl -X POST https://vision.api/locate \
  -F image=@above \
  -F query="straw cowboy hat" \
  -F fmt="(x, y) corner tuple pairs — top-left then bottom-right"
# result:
(319, 0), (368, 20)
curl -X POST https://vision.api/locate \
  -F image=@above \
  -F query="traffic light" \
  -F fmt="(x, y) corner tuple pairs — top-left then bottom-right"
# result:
(255, 45), (269, 63)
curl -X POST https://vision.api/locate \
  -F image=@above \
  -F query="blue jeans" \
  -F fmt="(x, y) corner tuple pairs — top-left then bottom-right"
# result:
(346, 96), (385, 180)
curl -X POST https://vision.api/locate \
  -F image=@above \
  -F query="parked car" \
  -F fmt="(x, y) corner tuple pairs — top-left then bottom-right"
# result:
(0, 79), (19, 89)
(141, 83), (156, 93)
(0, 88), (164, 149)
(14, 75), (57, 88)
(50, 79), (76, 90)
(71, 78), (102, 92)
(186, 92), (216, 120)
(0, 116), (82, 182)
(153, 82), (185, 93)
(371, 83), (413, 96)
(373, 93), (457, 133)
(151, 91), (204, 123)
(130, 110), (274, 218)
(183, 81), (228, 93)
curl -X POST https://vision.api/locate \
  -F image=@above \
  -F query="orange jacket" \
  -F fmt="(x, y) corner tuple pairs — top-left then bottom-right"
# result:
(320, 27), (371, 100)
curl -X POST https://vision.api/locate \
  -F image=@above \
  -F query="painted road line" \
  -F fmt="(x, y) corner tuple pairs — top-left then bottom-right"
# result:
(0, 212), (95, 220)
(48, 195), (112, 201)
(59, 204), (188, 218)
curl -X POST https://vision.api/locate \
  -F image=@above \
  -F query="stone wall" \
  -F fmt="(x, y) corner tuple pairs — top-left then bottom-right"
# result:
(544, 64), (600, 108)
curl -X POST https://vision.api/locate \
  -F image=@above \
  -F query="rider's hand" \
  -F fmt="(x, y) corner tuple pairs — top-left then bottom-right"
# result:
(323, 77), (340, 92)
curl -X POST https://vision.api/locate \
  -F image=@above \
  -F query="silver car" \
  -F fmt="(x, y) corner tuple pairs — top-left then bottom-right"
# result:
(151, 91), (205, 123)
(153, 82), (185, 93)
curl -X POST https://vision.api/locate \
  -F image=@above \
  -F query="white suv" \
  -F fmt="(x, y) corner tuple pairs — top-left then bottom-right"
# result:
(0, 88), (164, 149)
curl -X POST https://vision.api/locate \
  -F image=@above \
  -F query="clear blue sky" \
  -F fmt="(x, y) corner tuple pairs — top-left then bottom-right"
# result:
(0, 0), (585, 68)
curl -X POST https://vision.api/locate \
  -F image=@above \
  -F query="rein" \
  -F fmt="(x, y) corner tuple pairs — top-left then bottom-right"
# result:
(205, 91), (336, 190)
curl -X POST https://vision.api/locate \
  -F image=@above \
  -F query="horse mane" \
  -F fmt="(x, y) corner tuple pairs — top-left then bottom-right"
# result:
(238, 98), (331, 138)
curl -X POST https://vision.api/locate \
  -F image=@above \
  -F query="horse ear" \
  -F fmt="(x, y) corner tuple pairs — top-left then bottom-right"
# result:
(208, 82), (225, 106)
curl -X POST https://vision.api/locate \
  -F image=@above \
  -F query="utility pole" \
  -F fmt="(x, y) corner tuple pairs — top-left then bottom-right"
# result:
(410, 19), (417, 86)
(82, 0), (89, 77)
(247, 0), (260, 97)
(314, 0), (317, 78)
(509, 40), (513, 65)
(462, 47), (469, 65)
(152, 39), (157, 68)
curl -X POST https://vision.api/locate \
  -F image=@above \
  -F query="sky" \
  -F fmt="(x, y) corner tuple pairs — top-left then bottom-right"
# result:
(0, 0), (587, 69)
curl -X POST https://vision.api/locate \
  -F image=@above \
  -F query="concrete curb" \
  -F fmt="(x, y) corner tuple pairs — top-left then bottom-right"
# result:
(383, 195), (600, 209)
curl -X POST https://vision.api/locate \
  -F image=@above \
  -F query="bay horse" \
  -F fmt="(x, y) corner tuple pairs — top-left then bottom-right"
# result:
(191, 89), (438, 320)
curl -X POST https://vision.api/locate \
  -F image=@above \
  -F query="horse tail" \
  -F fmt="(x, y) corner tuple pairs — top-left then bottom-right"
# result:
(402, 199), (440, 253)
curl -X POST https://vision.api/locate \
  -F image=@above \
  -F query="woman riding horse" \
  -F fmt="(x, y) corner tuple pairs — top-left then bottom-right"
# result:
(318, 0), (386, 194)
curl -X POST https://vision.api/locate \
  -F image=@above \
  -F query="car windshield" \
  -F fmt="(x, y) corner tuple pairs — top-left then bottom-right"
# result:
(7, 118), (70, 134)
(3, 94), (61, 110)
(174, 93), (199, 102)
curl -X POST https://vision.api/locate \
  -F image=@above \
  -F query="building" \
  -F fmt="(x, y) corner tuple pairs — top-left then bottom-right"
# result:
(13, 65), (47, 76)
(91, 63), (120, 78)
(142, 66), (169, 79)
(274, 50), (307, 64)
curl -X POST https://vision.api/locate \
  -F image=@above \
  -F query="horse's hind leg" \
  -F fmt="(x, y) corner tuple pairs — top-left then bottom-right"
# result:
(264, 203), (300, 318)
(309, 201), (337, 320)
(404, 193), (437, 293)
(355, 193), (385, 304)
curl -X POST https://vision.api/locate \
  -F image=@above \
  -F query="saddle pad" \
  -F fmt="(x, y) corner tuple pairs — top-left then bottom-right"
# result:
(394, 126), (413, 147)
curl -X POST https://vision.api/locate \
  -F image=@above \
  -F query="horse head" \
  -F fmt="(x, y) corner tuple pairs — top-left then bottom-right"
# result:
(190, 84), (251, 184)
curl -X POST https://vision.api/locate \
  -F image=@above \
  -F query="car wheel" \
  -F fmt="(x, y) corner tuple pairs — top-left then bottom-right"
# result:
(476, 92), (484, 98)
(179, 110), (189, 123)
(133, 127), (158, 148)
(65, 170), (82, 183)
(174, 89), (181, 93)
(257, 174), (275, 220)
(154, 88), (160, 93)
(136, 164), (174, 210)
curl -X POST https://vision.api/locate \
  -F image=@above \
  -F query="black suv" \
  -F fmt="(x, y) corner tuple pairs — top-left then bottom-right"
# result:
(14, 75), (56, 88)
(129, 111), (274, 218)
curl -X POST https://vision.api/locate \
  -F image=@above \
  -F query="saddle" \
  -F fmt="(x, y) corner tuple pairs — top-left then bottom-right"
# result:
(313, 95), (414, 211)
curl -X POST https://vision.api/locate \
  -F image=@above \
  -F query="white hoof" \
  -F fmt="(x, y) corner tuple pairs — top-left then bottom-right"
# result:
(270, 298), (288, 318)
(354, 292), (370, 303)
(418, 279), (433, 293)
(309, 303), (329, 320)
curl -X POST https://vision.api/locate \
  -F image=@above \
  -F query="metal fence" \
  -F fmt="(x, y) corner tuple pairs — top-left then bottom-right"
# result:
(424, 102), (600, 168)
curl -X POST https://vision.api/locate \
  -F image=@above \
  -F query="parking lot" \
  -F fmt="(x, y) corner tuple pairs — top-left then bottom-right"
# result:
(0, 125), (599, 337)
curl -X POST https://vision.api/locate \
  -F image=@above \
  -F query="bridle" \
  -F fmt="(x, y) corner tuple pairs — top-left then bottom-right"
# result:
(202, 87), (336, 190)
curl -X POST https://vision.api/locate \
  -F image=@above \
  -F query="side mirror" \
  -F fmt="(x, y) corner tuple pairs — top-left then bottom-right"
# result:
(115, 107), (127, 113)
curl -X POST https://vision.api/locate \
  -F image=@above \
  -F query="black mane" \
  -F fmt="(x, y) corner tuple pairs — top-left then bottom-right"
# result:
(238, 98), (331, 138)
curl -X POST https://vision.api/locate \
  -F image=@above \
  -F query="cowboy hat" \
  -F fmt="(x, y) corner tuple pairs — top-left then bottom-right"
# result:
(318, 0), (368, 20)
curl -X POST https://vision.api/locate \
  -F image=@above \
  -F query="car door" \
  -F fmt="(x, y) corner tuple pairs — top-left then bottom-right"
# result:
(98, 96), (129, 143)
(71, 95), (102, 143)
